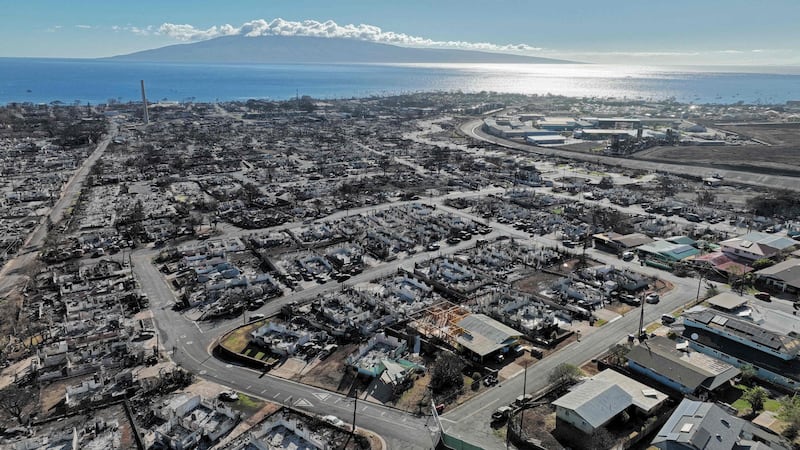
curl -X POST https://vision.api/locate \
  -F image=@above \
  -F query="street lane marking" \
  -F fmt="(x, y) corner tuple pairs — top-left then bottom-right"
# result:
(313, 393), (331, 401)
(193, 322), (204, 333)
(295, 398), (314, 408)
(273, 393), (281, 398)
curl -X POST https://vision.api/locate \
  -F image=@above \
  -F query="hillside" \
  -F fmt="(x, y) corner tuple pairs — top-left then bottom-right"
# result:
(110, 35), (573, 64)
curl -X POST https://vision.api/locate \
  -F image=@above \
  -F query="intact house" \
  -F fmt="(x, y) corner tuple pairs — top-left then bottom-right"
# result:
(756, 258), (800, 295)
(636, 238), (700, 269)
(552, 369), (668, 436)
(626, 335), (740, 398)
(681, 307), (800, 390)
(690, 252), (753, 281)
(719, 232), (799, 263)
(651, 399), (789, 450)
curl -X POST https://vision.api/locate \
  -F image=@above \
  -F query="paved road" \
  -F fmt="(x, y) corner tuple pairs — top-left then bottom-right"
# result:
(460, 118), (800, 192)
(0, 122), (116, 297)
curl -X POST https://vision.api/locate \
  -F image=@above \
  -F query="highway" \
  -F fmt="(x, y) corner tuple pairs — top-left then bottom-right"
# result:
(459, 118), (800, 193)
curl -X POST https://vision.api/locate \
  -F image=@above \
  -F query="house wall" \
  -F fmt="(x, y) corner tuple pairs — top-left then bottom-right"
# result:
(683, 318), (794, 361)
(687, 341), (800, 390)
(555, 405), (595, 435)
(721, 244), (774, 261)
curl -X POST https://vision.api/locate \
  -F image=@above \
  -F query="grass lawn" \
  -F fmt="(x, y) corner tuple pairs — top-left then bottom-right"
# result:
(729, 384), (782, 415)
(220, 320), (266, 353)
(645, 322), (662, 334)
(594, 319), (608, 327)
(394, 373), (431, 413)
(231, 393), (266, 415)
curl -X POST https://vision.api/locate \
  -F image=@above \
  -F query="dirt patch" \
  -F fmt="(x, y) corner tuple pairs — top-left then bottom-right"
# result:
(517, 404), (564, 450)
(604, 302), (635, 316)
(271, 357), (309, 379)
(634, 144), (800, 175)
(581, 361), (600, 377)
(294, 344), (361, 395)
(716, 123), (800, 146)
(39, 377), (87, 418)
(513, 270), (561, 294)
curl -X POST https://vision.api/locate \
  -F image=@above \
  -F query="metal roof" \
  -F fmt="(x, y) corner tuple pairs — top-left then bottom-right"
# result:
(456, 314), (521, 357)
(707, 292), (747, 311)
(552, 382), (631, 429)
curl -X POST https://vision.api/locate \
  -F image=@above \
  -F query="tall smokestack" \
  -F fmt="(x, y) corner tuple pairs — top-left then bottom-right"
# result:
(140, 80), (149, 125)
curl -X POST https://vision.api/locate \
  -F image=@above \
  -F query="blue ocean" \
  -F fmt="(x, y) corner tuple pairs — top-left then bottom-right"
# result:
(0, 58), (798, 105)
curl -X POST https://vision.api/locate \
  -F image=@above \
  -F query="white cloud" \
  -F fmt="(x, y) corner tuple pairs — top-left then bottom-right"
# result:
(151, 18), (542, 53)
(76, 25), (92, 29)
(45, 25), (62, 33)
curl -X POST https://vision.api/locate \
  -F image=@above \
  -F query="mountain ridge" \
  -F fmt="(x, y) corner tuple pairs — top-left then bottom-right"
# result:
(108, 35), (574, 64)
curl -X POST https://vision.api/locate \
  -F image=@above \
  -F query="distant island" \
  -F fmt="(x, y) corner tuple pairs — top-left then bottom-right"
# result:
(109, 35), (573, 64)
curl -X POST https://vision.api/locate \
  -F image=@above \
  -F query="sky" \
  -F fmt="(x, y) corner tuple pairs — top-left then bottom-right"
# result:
(2, 0), (799, 65)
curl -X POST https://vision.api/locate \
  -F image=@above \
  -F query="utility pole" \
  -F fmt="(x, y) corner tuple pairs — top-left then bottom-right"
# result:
(516, 360), (529, 443)
(696, 270), (704, 303)
(352, 389), (358, 434)
(638, 292), (646, 341)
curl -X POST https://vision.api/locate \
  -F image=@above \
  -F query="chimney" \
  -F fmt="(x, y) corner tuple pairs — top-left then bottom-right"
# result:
(140, 80), (149, 125)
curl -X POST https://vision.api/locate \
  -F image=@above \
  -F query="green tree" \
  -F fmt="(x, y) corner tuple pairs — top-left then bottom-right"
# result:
(742, 386), (768, 413)
(752, 258), (774, 271)
(739, 364), (757, 386)
(705, 282), (720, 299)
(607, 344), (630, 366)
(778, 395), (800, 432)
(548, 363), (583, 387)
(429, 352), (465, 393)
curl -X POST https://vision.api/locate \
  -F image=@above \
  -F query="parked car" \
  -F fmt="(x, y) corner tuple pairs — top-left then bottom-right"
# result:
(322, 415), (344, 427)
(249, 313), (266, 321)
(622, 251), (635, 261)
(661, 314), (676, 324)
(514, 394), (533, 407)
(755, 292), (772, 302)
(645, 293), (660, 304)
(621, 294), (641, 306)
(491, 406), (513, 422)
(219, 391), (239, 402)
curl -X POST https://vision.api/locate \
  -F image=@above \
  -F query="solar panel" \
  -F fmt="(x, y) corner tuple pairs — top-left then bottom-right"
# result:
(711, 315), (728, 326)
